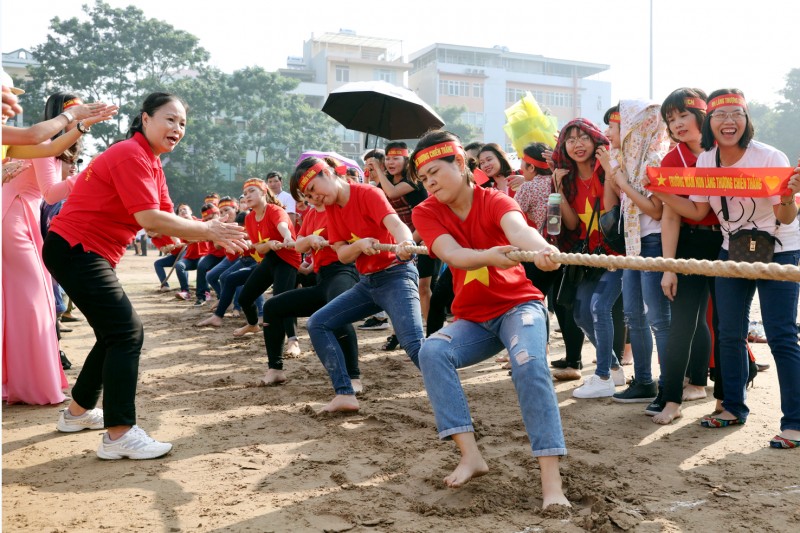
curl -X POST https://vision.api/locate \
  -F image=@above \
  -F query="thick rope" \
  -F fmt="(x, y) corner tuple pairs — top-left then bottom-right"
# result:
(368, 243), (800, 282)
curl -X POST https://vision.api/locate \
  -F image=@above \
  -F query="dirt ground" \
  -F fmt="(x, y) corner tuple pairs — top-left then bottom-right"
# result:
(3, 253), (799, 532)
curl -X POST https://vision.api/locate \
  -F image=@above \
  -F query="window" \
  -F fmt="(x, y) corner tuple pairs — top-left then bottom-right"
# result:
(376, 69), (392, 83)
(439, 80), (469, 97)
(472, 83), (483, 98)
(335, 65), (350, 83)
(461, 112), (485, 130)
(505, 88), (527, 104)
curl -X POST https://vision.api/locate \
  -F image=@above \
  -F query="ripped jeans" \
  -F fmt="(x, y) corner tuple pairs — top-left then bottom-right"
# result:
(419, 300), (567, 457)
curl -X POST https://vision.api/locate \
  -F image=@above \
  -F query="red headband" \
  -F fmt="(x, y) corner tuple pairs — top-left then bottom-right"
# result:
(298, 162), (326, 192)
(684, 97), (707, 111)
(218, 199), (237, 209)
(201, 205), (220, 217)
(523, 155), (549, 170)
(708, 94), (747, 112)
(386, 147), (409, 157)
(243, 178), (267, 192)
(63, 98), (82, 110)
(413, 142), (460, 171)
(608, 111), (621, 123)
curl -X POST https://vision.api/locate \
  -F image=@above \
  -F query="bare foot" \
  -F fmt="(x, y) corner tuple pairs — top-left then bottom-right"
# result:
(682, 384), (707, 401)
(351, 379), (363, 394)
(495, 355), (509, 363)
(653, 402), (682, 425)
(444, 456), (489, 488)
(233, 324), (260, 337)
(231, 310), (240, 318)
(542, 494), (571, 510)
(319, 394), (359, 413)
(196, 315), (223, 327)
(621, 343), (633, 365)
(260, 369), (286, 386)
(284, 338), (301, 357)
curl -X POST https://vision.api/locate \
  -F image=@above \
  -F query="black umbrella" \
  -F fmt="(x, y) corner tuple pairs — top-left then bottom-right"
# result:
(321, 80), (445, 145)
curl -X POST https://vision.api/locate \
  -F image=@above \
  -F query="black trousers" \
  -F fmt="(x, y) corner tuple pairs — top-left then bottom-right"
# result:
(262, 262), (360, 375)
(426, 265), (454, 336)
(660, 227), (722, 404)
(43, 232), (143, 427)
(239, 254), (297, 337)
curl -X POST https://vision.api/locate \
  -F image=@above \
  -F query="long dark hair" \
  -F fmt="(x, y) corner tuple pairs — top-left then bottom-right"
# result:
(478, 142), (513, 184)
(126, 92), (188, 139)
(43, 91), (82, 161)
(552, 118), (609, 204)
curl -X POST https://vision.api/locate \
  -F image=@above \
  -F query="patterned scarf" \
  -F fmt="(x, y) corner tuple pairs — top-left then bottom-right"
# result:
(618, 100), (671, 256)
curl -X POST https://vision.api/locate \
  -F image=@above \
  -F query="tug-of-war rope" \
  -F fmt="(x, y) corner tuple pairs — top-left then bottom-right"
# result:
(284, 241), (800, 283)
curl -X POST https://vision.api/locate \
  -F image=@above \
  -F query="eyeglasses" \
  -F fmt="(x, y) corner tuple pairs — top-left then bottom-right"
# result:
(710, 111), (747, 121)
(565, 134), (591, 146)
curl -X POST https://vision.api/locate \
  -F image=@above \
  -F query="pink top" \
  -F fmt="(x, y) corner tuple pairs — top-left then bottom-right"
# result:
(2, 151), (76, 220)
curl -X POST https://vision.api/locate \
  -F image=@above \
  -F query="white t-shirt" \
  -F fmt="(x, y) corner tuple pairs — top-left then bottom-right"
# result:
(276, 190), (297, 215)
(690, 141), (800, 252)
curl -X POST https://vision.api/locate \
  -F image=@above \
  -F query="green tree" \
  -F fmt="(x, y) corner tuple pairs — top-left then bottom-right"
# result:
(26, 0), (210, 149)
(771, 68), (800, 162)
(435, 105), (481, 145)
(230, 67), (340, 186)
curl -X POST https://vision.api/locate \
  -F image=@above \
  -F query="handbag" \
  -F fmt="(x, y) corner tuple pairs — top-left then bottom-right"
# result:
(727, 228), (775, 264)
(717, 150), (778, 264)
(556, 198), (602, 308)
(599, 204), (626, 254)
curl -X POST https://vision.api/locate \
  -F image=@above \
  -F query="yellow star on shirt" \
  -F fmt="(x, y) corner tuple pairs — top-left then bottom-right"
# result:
(347, 233), (360, 244)
(312, 228), (324, 236)
(577, 198), (599, 236)
(656, 175), (667, 186)
(464, 266), (490, 287)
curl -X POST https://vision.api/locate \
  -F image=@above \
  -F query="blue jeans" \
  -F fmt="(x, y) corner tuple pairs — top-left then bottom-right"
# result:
(715, 249), (800, 430)
(175, 257), (200, 291)
(622, 233), (671, 384)
(214, 257), (263, 318)
(308, 263), (423, 395)
(574, 269), (623, 378)
(196, 254), (224, 299)
(154, 254), (177, 287)
(420, 301), (566, 457)
(207, 256), (234, 297)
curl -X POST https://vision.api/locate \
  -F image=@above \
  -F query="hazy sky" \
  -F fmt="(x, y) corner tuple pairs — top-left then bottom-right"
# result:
(2, 0), (798, 107)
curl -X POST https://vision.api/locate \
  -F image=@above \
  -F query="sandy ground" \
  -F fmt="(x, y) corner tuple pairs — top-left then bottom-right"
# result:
(3, 253), (799, 532)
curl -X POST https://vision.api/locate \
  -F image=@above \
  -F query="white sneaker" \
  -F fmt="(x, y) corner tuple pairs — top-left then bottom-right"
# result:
(56, 408), (104, 432)
(96, 425), (173, 460)
(573, 374), (616, 399)
(611, 366), (626, 386)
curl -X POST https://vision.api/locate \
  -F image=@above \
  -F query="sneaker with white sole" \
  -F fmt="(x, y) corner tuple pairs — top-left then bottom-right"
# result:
(611, 366), (627, 386)
(96, 425), (173, 460)
(573, 374), (616, 399)
(612, 378), (658, 403)
(56, 408), (105, 432)
(176, 290), (191, 301)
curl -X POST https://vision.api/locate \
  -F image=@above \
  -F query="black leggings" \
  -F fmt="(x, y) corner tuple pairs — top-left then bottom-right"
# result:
(239, 254), (297, 335)
(262, 262), (360, 375)
(660, 227), (722, 404)
(427, 265), (454, 336)
(43, 232), (143, 427)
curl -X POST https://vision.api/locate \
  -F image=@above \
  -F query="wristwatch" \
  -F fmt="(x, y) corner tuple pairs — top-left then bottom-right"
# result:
(76, 121), (91, 134)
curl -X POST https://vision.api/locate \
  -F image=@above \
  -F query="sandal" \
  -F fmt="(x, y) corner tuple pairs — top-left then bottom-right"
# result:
(700, 415), (745, 428)
(769, 435), (800, 449)
(382, 334), (399, 351)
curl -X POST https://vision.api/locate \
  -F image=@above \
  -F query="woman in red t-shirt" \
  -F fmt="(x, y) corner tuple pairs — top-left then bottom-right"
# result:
(478, 142), (515, 196)
(552, 119), (627, 400)
(408, 130), (569, 509)
(230, 178), (301, 348)
(648, 88), (722, 423)
(290, 156), (422, 414)
(259, 158), (361, 386)
(42, 92), (246, 459)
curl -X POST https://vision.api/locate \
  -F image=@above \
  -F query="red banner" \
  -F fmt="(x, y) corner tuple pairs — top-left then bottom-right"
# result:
(645, 167), (794, 197)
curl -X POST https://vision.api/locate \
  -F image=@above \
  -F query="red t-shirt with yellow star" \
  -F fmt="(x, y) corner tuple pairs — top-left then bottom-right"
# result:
(244, 204), (301, 268)
(298, 207), (339, 273)
(412, 185), (542, 323)
(326, 183), (399, 274)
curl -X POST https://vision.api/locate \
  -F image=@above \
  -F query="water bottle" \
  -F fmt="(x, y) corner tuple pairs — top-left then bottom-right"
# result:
(547, 193), (562, 236)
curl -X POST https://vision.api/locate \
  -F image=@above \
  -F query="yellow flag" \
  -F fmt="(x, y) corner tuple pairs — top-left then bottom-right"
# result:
(503, 92), (558, 158)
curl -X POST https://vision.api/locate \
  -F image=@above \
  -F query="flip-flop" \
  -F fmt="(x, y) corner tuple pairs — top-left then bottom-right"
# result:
(769, 435), (799, 449)
(700, 415), (745, 428)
